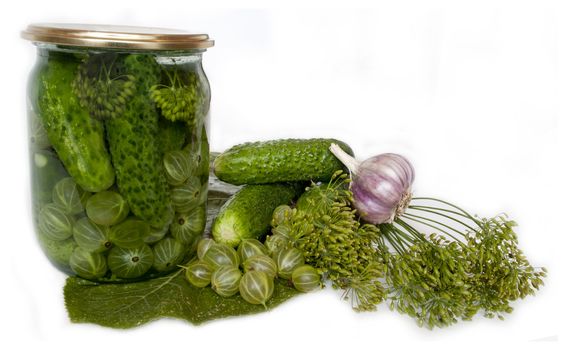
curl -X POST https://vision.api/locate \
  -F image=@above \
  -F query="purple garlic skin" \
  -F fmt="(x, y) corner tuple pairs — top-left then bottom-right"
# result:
(350, 153), (415, 224)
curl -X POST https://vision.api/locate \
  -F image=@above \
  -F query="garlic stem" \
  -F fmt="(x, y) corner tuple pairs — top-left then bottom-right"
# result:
(329, 143), (360, 175)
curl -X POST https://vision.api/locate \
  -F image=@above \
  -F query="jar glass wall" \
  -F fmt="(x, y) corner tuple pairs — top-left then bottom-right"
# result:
(25, 27), (213, 282)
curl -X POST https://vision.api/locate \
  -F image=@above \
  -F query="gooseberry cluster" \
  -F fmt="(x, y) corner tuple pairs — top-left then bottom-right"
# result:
(36, 174), (206, 281)
(185, 237), (321, 307)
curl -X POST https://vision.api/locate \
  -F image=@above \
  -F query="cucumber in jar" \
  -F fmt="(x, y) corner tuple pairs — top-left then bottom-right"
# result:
(32, 52), (115, 192)
(79, 53), (175, 228)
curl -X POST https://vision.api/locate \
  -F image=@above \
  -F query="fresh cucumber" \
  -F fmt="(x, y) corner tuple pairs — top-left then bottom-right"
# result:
(212, 183), (302, 247)
(34, 53), (115, 192)
(213, 138), (354, 185)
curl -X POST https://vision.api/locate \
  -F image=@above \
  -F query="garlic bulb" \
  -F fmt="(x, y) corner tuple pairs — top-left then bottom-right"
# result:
(329, 143), (414, 224)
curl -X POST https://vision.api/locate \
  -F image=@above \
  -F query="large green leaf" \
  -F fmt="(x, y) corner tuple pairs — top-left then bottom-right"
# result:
(64, 270), (300, 328)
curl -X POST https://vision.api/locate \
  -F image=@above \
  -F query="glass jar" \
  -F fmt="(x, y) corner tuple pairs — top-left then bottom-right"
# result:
(22, 24), (214, 282)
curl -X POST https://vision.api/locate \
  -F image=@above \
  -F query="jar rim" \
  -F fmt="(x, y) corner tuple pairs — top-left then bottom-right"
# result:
(21, 23), (214, 50)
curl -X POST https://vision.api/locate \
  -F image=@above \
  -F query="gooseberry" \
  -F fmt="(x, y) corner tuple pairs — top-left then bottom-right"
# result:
(197, 238), (215, 260)
(163, 150), (195, 186)
(38, 203), (74, 241)
(211, 265), (242, 297)
(291, 265), (321, 292)
(202, 243), (239, 268)
(185, 261), (213, 288)
(170, 206), (206, 245)
(276, 247), (305, 280)
(73, 217), (112, 253)
(107, 244), (154, 279)
(237, 239), (268, 263)
(109, 218), (149, 248)
(152, 237), (186, 272)
(271, 204), (292, 227)
(239, 271), (274, 307)
(264, 233), (290, 258)
(69, 247), (108, 279)
(52, 177), (86, 215)
(243, 255), (277, 278)
(171, 177), (202, 213)
(85, 191), (129, 226)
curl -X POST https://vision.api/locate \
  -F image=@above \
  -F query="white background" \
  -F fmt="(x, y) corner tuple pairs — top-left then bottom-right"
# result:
(0, 0), (567, 349)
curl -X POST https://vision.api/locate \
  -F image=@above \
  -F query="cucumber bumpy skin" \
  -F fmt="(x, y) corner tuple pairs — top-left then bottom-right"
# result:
(35, 54), (115, 192)
(212, 183), (302, 247)
(104, 54), (173, 228)
(213, 138), (354, 185)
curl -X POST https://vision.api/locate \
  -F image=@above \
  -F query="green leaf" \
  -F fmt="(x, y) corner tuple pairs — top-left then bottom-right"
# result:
(64, 270), (300, 328)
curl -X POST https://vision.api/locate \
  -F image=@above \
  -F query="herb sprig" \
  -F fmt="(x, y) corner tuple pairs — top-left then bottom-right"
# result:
(273, 172), (546, 328)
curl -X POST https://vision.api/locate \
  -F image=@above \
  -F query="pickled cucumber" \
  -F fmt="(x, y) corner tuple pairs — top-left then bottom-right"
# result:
(34, 53), (115, 192)
(103, 54), (174, 228)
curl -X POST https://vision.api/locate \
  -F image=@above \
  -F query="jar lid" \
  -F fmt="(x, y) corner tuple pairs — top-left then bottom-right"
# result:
(21, 23), (214, 50)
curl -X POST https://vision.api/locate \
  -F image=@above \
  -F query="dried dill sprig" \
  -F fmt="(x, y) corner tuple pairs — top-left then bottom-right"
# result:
(384, 198), (547, 328)
(270, 171), (546, 327)
(150, 68), (207, 125)
(381, 230), (474, 328)
(462, 215), (547, 320)
(72, 53), (136, 120)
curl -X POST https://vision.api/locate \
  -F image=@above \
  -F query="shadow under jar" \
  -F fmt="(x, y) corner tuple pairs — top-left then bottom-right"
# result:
(22, 23), (214, 282)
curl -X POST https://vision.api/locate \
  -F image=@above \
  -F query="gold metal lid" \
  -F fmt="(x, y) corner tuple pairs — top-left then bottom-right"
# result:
(21, 23), (214, 50)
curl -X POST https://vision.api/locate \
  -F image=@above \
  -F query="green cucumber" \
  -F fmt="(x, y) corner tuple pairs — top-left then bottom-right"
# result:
(213, 138), (354, 185)
(34, 53), (115, 192)
(212, 183), (302, 247)
(104, 54), (173, 228)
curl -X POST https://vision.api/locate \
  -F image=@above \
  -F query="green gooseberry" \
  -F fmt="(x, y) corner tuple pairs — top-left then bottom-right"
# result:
(107, 244), (154, 279)
(271, 204), (292, 227)
(69, 247), (108, 280)
(52, 177), (86, 215)
(197, 238), (215, 260)
(211, 265), (242, 297)
(202, 243), (240, 268)
(276, 247), (305, 280)
(271, 224), (291, 237)
(264, 233), (290, 258)
(109, 218), (149, 248)
(163, 150), (195, 186)
(239, 271), (274, 307)
(243, 255), (277, 278)
(73, 217), (112, 253)
(152, 237), (186, 272)
(171, 176), (202, 213)
(170, 206), (206, 245)
(38, 203), (74, 241)
(185, 261), (213, 288)
(237, 239), (269, 263)
(85, 191), (129, 226)
(143, 224), (169, 244)
(291, 265), (321, 292)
